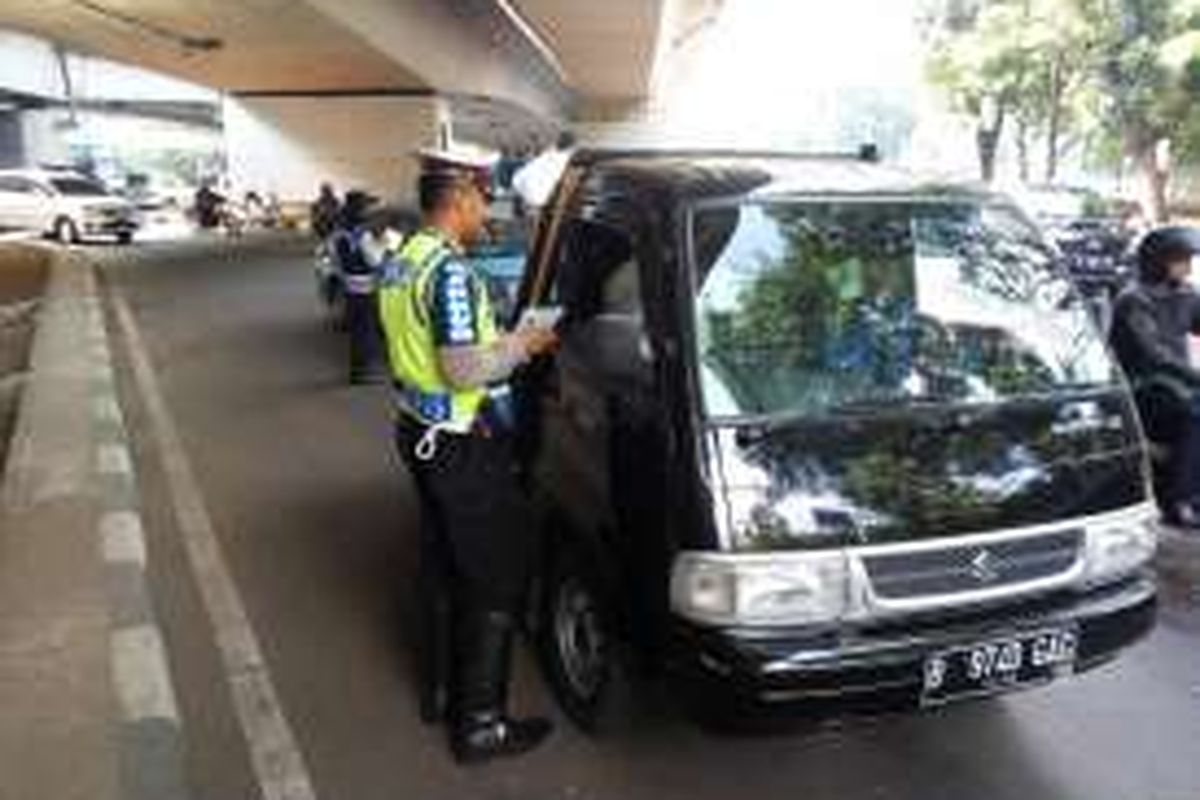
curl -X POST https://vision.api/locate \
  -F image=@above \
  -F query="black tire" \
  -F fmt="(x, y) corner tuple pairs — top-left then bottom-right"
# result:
(54, 217), (79, 244)
(537, 542), (635, 734)
(116, 230), (133, 245)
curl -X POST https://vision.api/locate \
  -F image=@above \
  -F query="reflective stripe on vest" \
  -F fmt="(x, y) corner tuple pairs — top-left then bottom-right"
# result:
(378, 229), (498, 429)
(343, 273), (376, 294)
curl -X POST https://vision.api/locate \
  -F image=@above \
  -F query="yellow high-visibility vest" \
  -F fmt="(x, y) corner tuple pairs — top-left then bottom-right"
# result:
(378, 228), (497, 429)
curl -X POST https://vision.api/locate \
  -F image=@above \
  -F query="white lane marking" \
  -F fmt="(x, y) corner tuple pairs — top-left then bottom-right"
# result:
(110, 625), (181, 722)
(96, 443), (134, 476)
(100, 510), (147, 566)
(113, 290), (319, 800)
(93, 395), (124, 425)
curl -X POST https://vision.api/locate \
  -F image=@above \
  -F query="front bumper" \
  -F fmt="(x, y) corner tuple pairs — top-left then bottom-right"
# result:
(82, 217), (138, 236)
(671, 573), (1156, 716)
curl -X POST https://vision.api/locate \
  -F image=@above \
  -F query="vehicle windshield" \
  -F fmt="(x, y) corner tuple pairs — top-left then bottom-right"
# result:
(692, 200), (1117, 421)
(49, 177), (110, 197)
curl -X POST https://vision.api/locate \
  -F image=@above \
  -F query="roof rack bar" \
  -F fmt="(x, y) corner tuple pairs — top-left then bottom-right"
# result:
(571, 144), (881, 166)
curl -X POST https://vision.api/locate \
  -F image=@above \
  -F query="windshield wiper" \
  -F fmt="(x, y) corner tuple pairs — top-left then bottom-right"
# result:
(712, 398), (939, 430)
(832, 396), (943, 415)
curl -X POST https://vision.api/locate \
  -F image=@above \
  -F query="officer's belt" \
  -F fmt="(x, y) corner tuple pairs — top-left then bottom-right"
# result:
(391, 381), (512, 431)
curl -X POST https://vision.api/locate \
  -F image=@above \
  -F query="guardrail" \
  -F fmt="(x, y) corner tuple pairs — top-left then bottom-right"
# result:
(0, 245), (49, 475)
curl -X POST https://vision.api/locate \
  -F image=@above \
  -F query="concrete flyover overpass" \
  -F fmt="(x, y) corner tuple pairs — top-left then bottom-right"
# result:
(0, 0), (720, 203)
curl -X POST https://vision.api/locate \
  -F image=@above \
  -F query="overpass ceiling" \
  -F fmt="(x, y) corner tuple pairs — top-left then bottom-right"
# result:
(0, 0), (427, 92)
(510, 0), (665, 100)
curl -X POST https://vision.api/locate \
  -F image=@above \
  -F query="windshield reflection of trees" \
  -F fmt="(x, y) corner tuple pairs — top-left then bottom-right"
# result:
(720, 390), (1141, 550)
(700, 203), (1101, 418)
(697, 202), (1139, 550)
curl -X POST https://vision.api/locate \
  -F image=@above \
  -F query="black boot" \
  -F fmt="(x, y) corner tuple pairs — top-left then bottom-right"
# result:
(449, 610), (552, 765)
(417, 567), (451, 724)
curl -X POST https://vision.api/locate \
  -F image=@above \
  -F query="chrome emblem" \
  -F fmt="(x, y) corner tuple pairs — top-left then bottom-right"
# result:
(968, 549), (1001, 584)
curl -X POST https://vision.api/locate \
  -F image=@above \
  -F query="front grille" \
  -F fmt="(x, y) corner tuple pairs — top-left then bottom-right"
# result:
(861, 529), (1083, 600)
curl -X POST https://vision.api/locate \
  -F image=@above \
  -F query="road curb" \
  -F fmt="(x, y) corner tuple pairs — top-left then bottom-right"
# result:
(0, 245), (192, 800)
(84, 261), (193, 800)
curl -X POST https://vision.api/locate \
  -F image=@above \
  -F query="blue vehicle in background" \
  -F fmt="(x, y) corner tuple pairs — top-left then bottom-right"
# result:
(469, 221), (528, 321)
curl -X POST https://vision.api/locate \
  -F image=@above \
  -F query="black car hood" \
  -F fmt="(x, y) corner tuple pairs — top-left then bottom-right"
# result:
(706, 389), (1149, 551)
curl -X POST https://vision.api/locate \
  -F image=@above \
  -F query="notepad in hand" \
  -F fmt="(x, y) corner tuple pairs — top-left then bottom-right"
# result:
(516, 306), (564, 332)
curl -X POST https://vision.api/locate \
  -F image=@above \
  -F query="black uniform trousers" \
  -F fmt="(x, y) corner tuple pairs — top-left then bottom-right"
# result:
(1134, 378), (1200, 511)
(395, 417), (534, 614)
(395, 415), (535, 721)
(345, 291), (383, 380)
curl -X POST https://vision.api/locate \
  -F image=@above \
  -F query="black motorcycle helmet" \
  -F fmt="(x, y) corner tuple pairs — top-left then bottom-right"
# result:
(1137, 226), (1200, 283)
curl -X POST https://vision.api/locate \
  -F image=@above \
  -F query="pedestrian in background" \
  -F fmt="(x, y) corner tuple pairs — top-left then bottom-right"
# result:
(310, 182), (341, 242)
(193, 181), (224, 230)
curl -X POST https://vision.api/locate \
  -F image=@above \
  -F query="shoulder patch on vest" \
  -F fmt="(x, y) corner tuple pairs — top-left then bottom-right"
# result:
(431, 259), (479, 346)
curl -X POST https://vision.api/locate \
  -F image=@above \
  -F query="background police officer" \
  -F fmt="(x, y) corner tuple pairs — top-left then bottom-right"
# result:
(333, 190), (385, 383)
(378, 154), (558, 764)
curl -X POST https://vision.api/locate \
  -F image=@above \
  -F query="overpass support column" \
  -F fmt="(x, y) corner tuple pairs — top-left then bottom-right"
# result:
(222, 93), (449, 207)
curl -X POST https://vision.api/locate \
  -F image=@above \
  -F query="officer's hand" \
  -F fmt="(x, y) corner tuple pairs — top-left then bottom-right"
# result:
(518, 327), (559, 357)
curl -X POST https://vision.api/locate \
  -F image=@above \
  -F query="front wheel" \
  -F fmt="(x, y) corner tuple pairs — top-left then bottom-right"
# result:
(116, 230), (133, 245)
(54, 217), (79, 244)
(537, 545), (634, 734)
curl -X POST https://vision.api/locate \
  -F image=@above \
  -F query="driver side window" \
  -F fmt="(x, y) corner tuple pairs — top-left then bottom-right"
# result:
(556, 212), (650, 387)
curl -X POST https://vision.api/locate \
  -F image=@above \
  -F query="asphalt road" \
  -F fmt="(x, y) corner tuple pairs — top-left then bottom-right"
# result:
(96, 234), (1200, 800)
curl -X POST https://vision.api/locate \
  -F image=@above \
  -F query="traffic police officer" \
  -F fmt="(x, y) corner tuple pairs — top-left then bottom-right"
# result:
(379, 151), (557, 763)
(332, 190), (385, 383)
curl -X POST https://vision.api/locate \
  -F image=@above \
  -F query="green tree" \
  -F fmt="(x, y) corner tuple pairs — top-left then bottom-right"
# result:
(924, 0), (1095, 183)
(1078, 0), (1200, 220)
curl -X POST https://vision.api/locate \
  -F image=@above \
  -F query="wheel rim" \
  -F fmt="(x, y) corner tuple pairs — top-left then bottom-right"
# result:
(552, 574), (606, 700)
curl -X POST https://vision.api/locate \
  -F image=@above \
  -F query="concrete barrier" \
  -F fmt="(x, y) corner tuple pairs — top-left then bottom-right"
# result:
(0, 244), (48, 476)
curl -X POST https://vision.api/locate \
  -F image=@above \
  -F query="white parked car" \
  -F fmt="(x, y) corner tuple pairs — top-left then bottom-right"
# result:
(0, 169), (139, 243)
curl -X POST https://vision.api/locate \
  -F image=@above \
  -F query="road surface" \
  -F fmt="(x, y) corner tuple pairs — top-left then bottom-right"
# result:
(96, 234), (1200, 800)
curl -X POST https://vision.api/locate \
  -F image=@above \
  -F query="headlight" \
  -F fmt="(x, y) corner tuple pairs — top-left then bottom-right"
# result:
(1083, 507), (1158, 585)
(670, 551), (849, 627)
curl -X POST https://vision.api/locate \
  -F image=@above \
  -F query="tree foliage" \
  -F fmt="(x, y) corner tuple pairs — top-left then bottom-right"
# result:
(924, 0), (1095, 182)
(1081, 0), (1200, 217)
(925, 0), (1200, 218)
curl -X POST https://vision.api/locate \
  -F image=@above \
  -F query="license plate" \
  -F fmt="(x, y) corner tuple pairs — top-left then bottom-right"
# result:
(921, 626), (1078, 706)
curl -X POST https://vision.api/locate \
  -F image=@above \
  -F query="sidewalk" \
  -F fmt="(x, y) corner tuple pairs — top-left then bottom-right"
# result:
(0, 229), (38, 244)
(0, 245), (120, 800)
(0, 245), (189, 800)
(0, 244), (45, 471)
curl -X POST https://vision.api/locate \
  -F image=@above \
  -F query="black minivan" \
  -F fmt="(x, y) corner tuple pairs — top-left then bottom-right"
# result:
(512, 149), (1158, 730)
